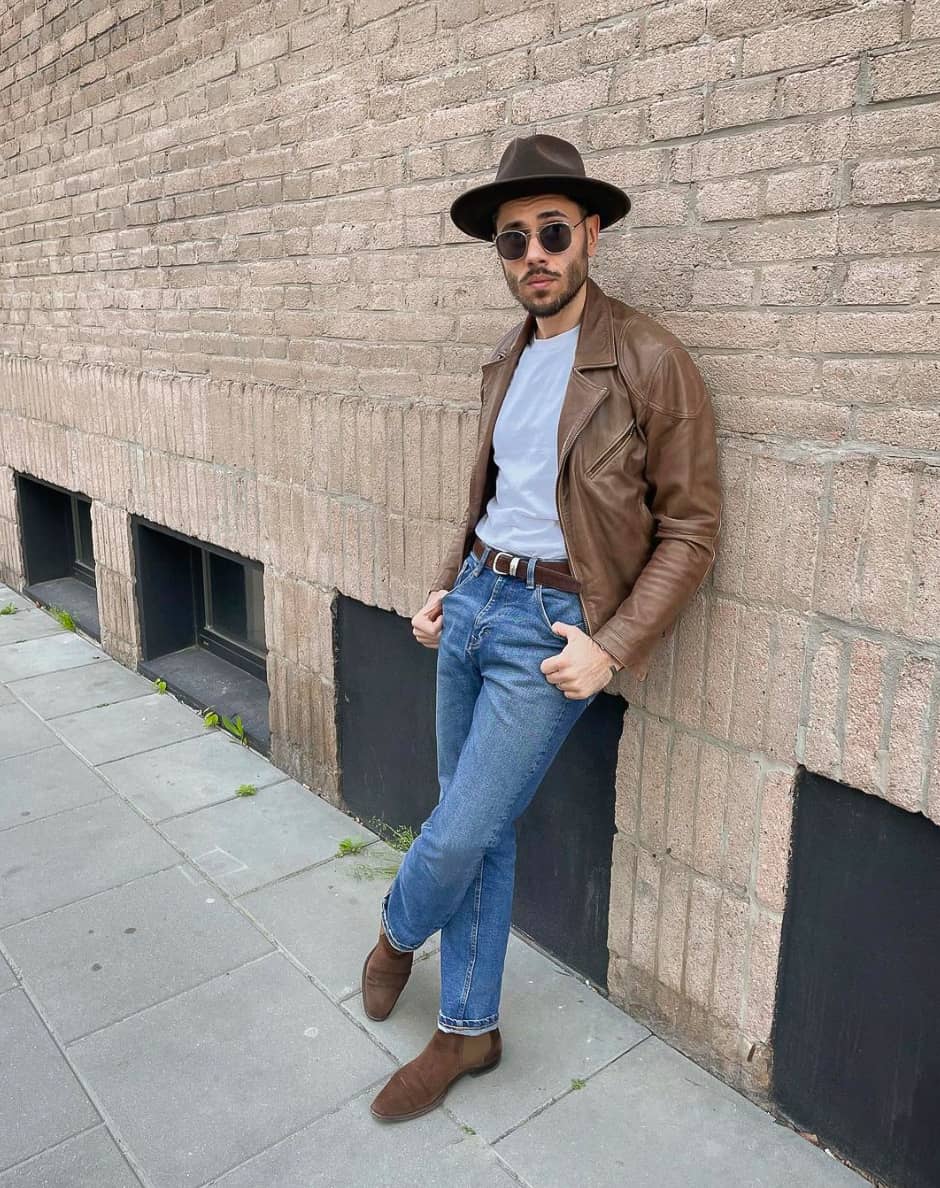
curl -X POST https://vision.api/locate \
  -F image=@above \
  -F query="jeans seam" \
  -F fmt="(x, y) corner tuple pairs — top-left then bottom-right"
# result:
(456, 855), (485, 1019)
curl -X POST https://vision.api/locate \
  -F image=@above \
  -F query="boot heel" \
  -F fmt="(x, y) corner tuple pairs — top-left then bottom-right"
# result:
(469, 1055), (501, 1076)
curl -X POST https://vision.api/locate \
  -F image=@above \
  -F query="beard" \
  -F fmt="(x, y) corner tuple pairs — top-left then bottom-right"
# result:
(504, 246), (589, 318)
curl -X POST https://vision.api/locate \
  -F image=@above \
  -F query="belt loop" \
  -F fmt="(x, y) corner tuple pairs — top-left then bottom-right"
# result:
(525, 554), (538, 589)
(475, 538), (490, 574)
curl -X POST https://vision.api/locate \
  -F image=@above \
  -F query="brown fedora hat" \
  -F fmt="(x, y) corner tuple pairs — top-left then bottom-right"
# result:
(450, 134), (630, 241)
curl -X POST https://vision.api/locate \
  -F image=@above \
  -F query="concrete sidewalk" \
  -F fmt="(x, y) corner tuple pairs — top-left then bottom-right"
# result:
(0, 583), (868, 1188)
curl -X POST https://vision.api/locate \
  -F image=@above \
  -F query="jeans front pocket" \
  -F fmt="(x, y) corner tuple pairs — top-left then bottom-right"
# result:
(442, 553), (475, 598)
(535, 583), (586, 635)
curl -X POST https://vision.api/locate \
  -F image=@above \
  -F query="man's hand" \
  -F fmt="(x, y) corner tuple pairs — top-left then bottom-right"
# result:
(540, 621), (621, 699)
(412, 589), (450, 649)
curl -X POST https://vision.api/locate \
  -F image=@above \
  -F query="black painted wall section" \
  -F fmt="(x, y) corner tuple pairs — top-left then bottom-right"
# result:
(335, 596), (625, 989)
(773, 768), (940, 1188)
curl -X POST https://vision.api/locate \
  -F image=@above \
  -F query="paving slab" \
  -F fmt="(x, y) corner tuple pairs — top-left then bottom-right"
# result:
(160, 776), (378, 896)
(211, 1083), (518, 1188)
(99, 730), (287, 821)
(240, 844), (438, 1002)
(49, 692), (205, 765)
(0, 684), (13, 707)
(67, 952), (395, 1188)
(0, 952), (16, 993)
(0, 609), (64, 646)
(494, 1033), (867, 1187)
(0, 1126), (141, 1188)
(0, 797), (179, 928)
(9, 661), (153, 720)
(2, 864), (273, 1043)
(345, 931), (649, 1142)
(0, 703), (59, 761)
(0, 746), (112, 830)
(0, 587), (36, 613)
(0, 990), (99, 1171)
(0, 633), (106, 682)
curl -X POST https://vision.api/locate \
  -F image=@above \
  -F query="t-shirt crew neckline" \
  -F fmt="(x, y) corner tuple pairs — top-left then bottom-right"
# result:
(528, 322), (581, 350)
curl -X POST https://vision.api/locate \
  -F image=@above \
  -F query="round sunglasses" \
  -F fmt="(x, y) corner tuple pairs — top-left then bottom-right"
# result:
(492, 215), (588, 261)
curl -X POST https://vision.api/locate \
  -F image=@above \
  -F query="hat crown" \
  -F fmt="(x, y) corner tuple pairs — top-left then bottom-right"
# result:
(496, 134), (587, 183)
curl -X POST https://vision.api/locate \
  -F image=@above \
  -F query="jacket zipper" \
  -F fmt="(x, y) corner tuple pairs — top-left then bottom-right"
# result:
(585, 421), (636, 477)
(554, 465), (592, 635)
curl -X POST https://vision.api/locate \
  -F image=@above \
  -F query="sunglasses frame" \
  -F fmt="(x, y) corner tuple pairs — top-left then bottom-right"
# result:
(492, 215), (589, 260)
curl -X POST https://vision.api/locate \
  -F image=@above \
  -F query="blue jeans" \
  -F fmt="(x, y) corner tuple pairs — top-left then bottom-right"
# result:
(382, 542), (599, 1035)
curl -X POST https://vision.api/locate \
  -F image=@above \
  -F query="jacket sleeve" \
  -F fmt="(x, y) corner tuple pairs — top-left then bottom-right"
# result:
(591, 345), (722, 680)
(427, 501), (472, 599)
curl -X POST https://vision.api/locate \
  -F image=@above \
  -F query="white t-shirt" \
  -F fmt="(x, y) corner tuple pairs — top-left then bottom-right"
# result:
(475, 321), (580, 561)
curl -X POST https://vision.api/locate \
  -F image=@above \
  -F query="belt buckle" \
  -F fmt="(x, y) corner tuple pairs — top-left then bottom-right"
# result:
(492, 550), (521, 577)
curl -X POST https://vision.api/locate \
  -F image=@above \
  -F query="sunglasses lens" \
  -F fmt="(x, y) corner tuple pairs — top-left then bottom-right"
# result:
(496, 231), (527, 260)
(539, 223), (572, 253)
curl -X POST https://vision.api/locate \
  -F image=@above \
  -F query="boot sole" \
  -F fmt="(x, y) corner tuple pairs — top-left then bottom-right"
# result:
(370, 1054), (502, 1123)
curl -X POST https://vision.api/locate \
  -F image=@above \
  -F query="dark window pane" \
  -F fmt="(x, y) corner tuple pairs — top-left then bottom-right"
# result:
(206, 553), (265, 652)
(74, 499), (94, 566)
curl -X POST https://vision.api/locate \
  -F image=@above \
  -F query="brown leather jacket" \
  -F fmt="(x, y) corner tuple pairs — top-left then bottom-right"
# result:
(428, 275), (722, 682)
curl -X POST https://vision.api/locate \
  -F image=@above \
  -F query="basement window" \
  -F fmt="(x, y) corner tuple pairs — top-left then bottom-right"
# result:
(16, 473), (99, 639)
(133, 518), (269, 750)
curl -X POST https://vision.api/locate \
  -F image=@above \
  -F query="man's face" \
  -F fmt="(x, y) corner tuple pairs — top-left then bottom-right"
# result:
(494, 193), (599, 319)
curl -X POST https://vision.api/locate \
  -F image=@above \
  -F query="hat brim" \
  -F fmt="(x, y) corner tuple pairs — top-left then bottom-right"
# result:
(450, 174), (630, 241)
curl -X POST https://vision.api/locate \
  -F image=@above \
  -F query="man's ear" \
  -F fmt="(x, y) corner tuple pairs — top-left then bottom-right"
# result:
(587, 212), (601, 256)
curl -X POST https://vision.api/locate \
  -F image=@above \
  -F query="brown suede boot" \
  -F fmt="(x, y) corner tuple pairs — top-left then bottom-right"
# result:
(361, 927), (414, 1021)
(370, 1027), (502, 1122)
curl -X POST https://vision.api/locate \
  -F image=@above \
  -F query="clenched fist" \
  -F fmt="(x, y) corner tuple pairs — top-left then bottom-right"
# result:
(412, 589), (449, 649)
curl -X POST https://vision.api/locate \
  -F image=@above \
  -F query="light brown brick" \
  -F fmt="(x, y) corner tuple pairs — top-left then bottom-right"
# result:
(742, 3), (903, 75)
(886, 655), (935, 812)
(843, 638), (888, 794)
(755, 767), (795, 911)
(803, 632), (845, 776)
(684, 876), (721, 1007)
(744, 910), (782, 1041)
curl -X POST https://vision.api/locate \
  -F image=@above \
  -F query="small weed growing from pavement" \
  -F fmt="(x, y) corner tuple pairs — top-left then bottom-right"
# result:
(462, 1124), (476, 1135)
(337, 837), (368, 856)
(202, 708), (248, 745)
(49, 605), (76, 631)
(235, 783), (257, 797)
(351, 818), (417, 881)
(152, 677), (167, 694)
(570, 1078), (586, 1090)
(0, 602), (16, 615)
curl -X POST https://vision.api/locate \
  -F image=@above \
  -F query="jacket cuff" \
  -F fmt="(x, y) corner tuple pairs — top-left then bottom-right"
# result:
(591, 625), (653, 682)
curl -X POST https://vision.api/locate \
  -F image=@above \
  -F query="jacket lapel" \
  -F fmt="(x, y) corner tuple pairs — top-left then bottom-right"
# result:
(557, 277), (617, 466)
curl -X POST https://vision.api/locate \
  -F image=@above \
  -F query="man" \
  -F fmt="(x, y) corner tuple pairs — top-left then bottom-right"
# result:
(361, 135), (722, 1122)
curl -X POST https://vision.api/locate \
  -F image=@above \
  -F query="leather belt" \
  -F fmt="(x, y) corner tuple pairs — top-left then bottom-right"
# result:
(471, 535), (581, 593)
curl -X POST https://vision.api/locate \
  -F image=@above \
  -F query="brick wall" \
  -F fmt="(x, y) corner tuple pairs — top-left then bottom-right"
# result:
(1, 0), (938, 1104)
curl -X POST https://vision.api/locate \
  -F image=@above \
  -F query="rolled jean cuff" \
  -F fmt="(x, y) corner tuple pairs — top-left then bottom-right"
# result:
(380, 894), (423, 954)
(438, 1012), (499, 1035)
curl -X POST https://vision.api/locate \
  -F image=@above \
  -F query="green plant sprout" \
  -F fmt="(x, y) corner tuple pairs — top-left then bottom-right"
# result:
(337, 837), (368, 856)
(152, 677), (167, 694)
(220, 712), (247, 744)
(0, 602), (16, 615)
(49, 605), (76, 630)
(202, 707), (248, 745)
(235, 783), (257, 796)
(570, 1077), (586, 1090)
(351, 819), (417, 881)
